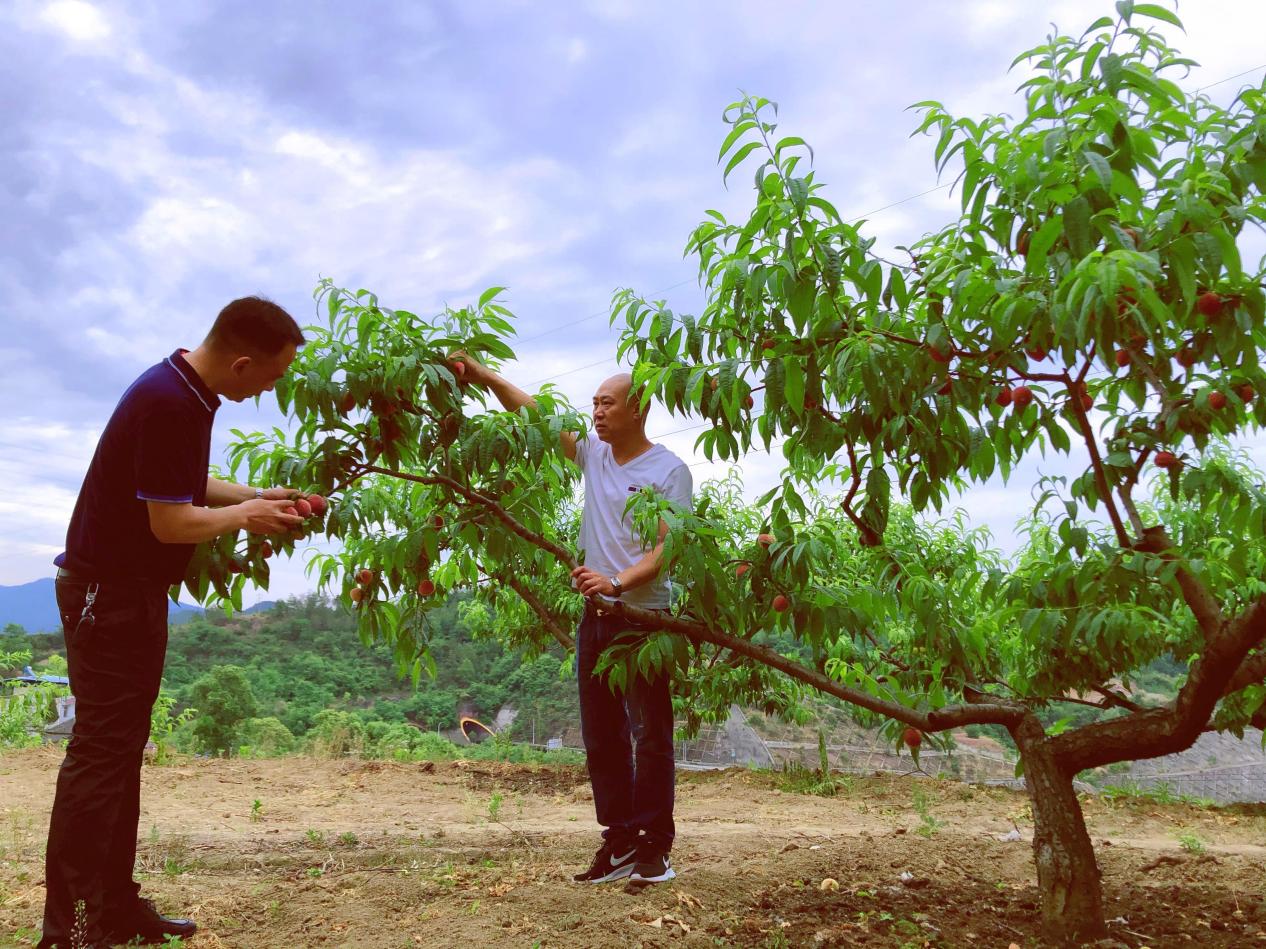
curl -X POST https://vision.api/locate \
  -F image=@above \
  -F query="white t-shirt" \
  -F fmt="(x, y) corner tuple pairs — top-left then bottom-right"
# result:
(574, 432), (692, 609)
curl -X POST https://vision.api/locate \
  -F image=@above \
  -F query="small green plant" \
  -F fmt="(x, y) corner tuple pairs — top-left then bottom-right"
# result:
(487, 791), (503, 822)
(148, 690), (195, 765)
(1177, 831), (1206, 854)
(306, 866), (323, 878)
(1101, 783), (1215, 808)
(305, 829), (325, 847)
(337, 831), (358, 847)
(250, 799), (263, 822)
(912, 787), (944, 838)
(776, 760), (842, 797)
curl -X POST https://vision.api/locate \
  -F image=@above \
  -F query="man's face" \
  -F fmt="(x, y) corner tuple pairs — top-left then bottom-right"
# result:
(225, 343), (299, 402)
(591, 377), (640, 443)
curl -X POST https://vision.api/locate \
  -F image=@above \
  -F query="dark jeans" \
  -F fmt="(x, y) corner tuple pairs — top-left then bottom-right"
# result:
(576, 605), (675, 855)
(39, 578), (168, 949)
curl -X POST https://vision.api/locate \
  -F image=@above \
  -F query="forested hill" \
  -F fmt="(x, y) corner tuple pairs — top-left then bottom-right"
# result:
(3, 594), (579, 743)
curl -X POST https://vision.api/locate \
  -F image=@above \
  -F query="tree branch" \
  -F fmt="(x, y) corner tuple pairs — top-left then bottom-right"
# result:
(362, 461), (1024, 734)
(1133, 526), (1224, 639)
(606, 599), (1024, 732)
(1063, 371), (1129, 547)
(360, 465), (579, 568)
(1050, 594), (1266, 774)
(503, 575), (574, 651)
(1091, 686), (1145, 714)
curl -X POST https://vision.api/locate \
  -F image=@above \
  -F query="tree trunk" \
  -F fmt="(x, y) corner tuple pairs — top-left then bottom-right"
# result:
(1012, 713), (1105, 946)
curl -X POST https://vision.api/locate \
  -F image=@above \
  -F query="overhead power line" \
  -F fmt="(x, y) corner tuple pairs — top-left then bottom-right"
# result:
(519, 61), (1265, 392)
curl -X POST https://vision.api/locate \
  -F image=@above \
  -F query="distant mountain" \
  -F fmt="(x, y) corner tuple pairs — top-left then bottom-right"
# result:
(0, 578), (274, 634)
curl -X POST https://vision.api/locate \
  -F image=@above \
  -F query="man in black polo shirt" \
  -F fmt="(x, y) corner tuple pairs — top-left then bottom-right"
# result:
(40, 297), (306, 949)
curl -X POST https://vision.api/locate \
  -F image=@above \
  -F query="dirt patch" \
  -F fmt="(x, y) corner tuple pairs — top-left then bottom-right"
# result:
(455, 760), (592, 796)
(2, 749), (1265, 947)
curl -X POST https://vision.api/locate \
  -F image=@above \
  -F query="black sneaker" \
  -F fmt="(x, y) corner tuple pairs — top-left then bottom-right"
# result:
(572, 840), (638, 883)
(630, 851), (676, 884)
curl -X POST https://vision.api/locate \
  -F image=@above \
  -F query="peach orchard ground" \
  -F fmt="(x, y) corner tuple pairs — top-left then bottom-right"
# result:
(2, 750), (1266, 947)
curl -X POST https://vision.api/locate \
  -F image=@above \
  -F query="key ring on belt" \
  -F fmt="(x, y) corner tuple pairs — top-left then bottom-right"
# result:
(80, 583), (99, 629)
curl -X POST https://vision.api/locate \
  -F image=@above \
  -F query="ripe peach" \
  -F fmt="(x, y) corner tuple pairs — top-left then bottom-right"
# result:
(1196, 291), (1222, 317)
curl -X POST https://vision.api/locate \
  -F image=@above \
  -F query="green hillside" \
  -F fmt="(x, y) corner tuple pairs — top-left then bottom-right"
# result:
(2, 595), (580, 755)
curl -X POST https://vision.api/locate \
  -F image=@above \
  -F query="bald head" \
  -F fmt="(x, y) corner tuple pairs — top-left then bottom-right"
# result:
(591, 372), (649, 445)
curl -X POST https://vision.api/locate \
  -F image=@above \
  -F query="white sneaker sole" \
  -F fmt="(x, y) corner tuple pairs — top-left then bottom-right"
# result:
(587, 863), (636, 883)
(631, 866), (676, 883)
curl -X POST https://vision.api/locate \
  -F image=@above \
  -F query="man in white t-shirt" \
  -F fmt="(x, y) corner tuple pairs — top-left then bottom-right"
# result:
(456, 358), (691, 886)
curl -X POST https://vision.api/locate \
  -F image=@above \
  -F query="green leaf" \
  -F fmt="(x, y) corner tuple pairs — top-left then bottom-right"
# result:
(1063, 196), (1092, 258)
(723, 141), (763, 186)
(1082, 151), (1112, 192)
(1026, 216), (1065, 274)
(477, 286), (506, 309)
(1131, 3), (1183, 28)
(783, 357), (805, 416)
(775, 136), (814, 164)
(717, 120), (756, 162)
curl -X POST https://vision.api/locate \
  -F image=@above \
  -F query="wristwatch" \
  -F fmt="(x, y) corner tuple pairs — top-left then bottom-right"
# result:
(609, 575), (624, 597)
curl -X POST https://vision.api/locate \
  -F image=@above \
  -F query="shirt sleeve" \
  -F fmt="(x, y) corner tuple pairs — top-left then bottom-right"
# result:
(662, 463), (693, 509)
(573, 431), (601, 471)
(134, 405), (203, 504)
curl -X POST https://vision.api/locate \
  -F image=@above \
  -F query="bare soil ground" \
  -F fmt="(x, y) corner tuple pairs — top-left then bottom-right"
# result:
(2, 749), (1266, 948)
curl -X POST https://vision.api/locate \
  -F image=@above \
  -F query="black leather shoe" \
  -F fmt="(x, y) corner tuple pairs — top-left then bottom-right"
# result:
(106, 897), (197, 945)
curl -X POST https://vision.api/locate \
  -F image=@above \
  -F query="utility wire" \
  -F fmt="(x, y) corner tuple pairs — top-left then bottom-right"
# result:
(518, 61), (1265, 392)
(515, 279), (694, 345)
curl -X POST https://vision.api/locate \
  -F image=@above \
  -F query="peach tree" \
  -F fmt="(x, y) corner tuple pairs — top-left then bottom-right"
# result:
(179, 3), (1266, 944)
(605, 4), (1266, 942)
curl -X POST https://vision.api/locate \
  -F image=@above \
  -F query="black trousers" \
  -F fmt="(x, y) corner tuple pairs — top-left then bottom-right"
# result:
(39, 578), (168, 949)
(576, 605), (675, 855)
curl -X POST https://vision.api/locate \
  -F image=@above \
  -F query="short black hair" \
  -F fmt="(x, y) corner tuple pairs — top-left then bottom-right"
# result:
(207, 296), (304, 356)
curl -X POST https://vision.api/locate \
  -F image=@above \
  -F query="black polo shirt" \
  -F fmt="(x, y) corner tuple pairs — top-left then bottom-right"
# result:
(56, 349), (220, 585)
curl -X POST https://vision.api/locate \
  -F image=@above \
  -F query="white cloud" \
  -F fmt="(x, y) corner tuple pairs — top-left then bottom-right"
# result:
(39, 0), (110, 44)
(4, 0), (1265, 600)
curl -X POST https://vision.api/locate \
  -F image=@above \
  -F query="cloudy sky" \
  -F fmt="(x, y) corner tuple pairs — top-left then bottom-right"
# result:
(2, 0), (1264, 604)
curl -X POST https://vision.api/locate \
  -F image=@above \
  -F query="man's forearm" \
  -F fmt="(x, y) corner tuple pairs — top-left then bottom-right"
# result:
(482, 373), (578, 460)
(206, 476), (255, 507)
(149, 502), (248, 544)
(486, 375), (538, 413)
(616, 543), (667, 593)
